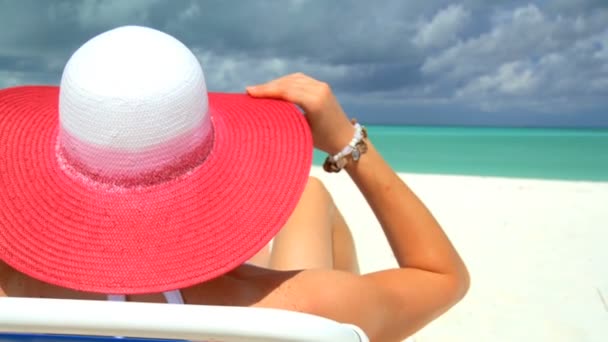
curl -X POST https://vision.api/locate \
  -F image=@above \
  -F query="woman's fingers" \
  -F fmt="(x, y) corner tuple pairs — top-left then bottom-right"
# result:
(247, 74), (332, 113)
(246, 74), (294, 97)
(246, 76), (314, 111)
(246, 81), (284, 99)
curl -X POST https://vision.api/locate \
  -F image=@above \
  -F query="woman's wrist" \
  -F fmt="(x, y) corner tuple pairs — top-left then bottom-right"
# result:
(327, 124), (357, 155)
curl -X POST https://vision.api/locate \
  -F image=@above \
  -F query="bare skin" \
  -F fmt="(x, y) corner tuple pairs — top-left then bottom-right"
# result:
(0, 73), (469, 342)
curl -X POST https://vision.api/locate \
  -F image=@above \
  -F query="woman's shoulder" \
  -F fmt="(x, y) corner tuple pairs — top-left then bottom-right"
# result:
(185, 264), (376, 311)
(220, 265), (386, 331)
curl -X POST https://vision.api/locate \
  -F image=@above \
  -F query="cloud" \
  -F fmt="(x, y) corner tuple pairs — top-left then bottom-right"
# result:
(75, 0), (161, 28)
(193, 51), (350, 92)
(413, 4), (471, 49)
(421, 5), (553, 77)
(456, 61), (539, 98)
(0, 0), (606, 126)
(420, 4), (608, 114)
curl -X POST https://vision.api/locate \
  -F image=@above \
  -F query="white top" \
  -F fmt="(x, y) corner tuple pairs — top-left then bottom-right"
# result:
(107, 290), (184, 304)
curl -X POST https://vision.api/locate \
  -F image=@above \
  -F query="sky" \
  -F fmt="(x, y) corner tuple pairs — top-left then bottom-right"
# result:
(0, 0), (607, 127)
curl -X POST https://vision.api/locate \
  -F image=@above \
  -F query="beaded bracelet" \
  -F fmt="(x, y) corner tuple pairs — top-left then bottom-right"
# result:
(323, 119), (368, 173)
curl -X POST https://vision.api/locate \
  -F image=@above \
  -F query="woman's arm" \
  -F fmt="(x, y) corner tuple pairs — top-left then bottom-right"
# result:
(346, 139), (470, 337)
(247, 73), (469, 341)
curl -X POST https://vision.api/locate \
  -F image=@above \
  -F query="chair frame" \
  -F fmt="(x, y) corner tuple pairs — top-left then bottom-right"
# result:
(0, 297), (368, 342)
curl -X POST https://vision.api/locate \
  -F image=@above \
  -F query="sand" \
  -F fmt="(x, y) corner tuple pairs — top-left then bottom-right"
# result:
(309, 166), (608, 342)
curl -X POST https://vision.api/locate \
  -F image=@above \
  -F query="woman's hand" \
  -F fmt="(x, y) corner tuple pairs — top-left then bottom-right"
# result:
(246, 73), (355, 154)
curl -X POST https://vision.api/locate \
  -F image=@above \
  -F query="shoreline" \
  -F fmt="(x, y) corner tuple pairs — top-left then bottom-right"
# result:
(313, 163), (608, 183)
(310, 166), (608, 341)
(343, 170), (608, 184)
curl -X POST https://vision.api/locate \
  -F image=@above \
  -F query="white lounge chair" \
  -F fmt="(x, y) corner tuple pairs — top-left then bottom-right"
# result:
(0, 297), (368, 342)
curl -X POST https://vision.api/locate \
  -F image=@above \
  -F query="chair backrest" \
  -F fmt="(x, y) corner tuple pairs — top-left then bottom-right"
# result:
(0, 297), (368, 342)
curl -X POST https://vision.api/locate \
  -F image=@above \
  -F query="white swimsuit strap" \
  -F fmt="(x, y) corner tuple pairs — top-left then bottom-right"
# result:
(163, 290), (185, 304)
(107, 294), (126, 301)
(106, 290), (184, 304)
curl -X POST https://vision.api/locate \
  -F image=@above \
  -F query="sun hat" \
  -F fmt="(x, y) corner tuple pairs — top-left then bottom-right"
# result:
(0, 26), (313, 294)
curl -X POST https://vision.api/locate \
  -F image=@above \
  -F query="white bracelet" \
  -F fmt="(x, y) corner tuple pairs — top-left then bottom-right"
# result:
(323, 119), (369, 173)
(331, 123), (363, 162)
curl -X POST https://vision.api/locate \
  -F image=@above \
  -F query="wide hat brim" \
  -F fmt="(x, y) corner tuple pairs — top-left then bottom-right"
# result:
(0, 86), (313, 294)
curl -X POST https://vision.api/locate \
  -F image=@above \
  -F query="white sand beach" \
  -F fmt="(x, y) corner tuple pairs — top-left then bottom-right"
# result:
(310, 166), (608, 342)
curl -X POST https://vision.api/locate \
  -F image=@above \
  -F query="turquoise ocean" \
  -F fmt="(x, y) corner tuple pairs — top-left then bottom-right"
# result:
(312, 126), (608, 182)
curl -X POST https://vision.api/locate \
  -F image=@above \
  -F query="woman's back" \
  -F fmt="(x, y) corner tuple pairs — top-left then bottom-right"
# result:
(0, 262), (270, 305)
(0, 261), (381, 331)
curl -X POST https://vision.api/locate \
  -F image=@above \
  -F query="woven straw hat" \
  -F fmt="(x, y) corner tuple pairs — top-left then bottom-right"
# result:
(0, 26), (312, 294)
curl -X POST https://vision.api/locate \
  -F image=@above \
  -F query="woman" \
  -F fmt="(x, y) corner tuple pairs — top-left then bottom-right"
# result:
(0, 26), (468, 342)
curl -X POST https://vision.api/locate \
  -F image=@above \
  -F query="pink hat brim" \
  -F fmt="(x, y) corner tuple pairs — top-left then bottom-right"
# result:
(0, 86), (313, 294)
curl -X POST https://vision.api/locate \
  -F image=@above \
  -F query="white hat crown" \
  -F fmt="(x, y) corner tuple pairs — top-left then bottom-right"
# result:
(58, 26), (213, 185)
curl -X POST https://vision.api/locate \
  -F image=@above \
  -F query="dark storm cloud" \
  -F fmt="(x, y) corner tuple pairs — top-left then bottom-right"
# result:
(0, 0), (606, 127)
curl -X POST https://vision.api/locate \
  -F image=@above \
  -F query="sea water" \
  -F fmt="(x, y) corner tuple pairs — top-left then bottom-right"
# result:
(313, 126), (608, 182)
